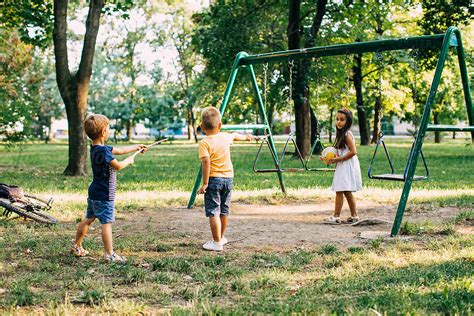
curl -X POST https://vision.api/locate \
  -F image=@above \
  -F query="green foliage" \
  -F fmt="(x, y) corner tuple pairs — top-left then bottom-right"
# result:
(0, 30), (36, 144)
(7, 281), (35, 306)
(418, 0), (471, 69)
(1, 0), (53, 48)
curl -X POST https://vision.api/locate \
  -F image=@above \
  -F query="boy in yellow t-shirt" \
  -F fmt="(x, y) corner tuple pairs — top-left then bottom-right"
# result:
(197, 106), (255, 251)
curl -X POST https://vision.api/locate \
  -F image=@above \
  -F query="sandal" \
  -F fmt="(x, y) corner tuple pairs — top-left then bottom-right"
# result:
(104, 252), (127, 263)
(70, 245), (89, 257)
(324, 216), (341, 224)
(346, 216), (359, 223)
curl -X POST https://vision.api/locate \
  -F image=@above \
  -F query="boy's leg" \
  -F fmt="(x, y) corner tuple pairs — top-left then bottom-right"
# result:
(334, 192), (344, 217)
(343, 191), (358, 217)
(74, 217), (95, 247)
(220, 215), (228, 238)
(219, 179), (232, 240)
(209, 216), (222, 242)
(101, 223), (113, 256)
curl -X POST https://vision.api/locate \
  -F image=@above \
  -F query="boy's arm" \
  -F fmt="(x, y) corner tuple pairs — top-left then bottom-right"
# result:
(112, 144), (146, 155)
(198, 156), (211, 194)
(109, 156), (135, 171)
(232, 133), (254, 142)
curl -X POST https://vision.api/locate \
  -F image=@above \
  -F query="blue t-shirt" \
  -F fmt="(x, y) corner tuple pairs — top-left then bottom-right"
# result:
(88, 145), (117, 201)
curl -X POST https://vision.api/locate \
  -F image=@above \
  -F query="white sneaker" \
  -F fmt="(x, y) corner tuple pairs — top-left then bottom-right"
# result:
(324, 216), (341, 224)
(202, 240), (223, 251)
(219, 237), (228, 246)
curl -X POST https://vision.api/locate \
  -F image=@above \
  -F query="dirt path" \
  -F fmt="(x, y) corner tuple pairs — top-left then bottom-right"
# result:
(115, 200), (471, 251)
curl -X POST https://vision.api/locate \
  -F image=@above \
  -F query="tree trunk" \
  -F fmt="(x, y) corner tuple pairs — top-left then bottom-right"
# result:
(310, 107), (319, 145)
(288, 0), (327, 158)
(187, 105), (198, 143)
(54, 0), (104, 176)
(371, 94), (382, 143)
(434, 112), (441, 143)
(353, 53), (369, 145)
(126, 118), (133, 141)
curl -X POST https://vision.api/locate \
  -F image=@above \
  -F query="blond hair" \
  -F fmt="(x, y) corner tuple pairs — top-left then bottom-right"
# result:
(201, 107), (221, 130)
(84, 114), (109, 140)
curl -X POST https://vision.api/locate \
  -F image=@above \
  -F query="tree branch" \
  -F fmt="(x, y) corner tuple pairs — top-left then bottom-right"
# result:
(77, 0), (105, 83)
(53, 0), (72, 97)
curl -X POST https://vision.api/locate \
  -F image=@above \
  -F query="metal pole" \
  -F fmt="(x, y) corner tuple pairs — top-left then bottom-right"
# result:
(239, 34), (451, 66)
(390, 27), (456, 236)
(187, 53), (247, 208)
(452, 27), (474, 142)
(246, 64), (287, 194)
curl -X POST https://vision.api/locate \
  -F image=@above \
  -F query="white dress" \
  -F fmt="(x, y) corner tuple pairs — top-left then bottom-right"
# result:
(331, 130), (363, 192)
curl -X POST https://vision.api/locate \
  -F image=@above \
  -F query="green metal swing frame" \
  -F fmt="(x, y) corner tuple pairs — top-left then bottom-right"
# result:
(187, 26), (473, 237)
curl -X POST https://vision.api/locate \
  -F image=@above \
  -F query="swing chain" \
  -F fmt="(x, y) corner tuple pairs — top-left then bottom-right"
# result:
(342, 55), (352, 106)
(288, 59), (294, 103)
(375, 51), (384, 137)
(314, 58), (321, 136)
(263, 63), (268, 109)
(410, 49), (420, 136)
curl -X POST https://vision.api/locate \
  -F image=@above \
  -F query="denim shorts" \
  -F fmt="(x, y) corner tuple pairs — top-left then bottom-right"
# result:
(86, 198), (115, 224)
(204, 177), (233, 217)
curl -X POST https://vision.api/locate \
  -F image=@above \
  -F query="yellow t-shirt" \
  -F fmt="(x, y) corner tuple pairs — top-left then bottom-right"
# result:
(198, 132), (235, 178)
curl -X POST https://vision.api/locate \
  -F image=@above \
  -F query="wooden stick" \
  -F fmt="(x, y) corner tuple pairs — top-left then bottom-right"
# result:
(131, 138), (168, 158)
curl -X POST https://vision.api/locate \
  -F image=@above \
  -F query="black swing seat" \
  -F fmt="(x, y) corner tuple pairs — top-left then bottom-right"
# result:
(369, 173), (428, 182)
(253, 134), (306, 173)
(304, 136), (335, 172)
(368, 134), (429, 182)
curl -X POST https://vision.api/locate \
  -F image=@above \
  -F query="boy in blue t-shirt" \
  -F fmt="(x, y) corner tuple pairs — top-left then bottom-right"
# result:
(70, 114), (147, 262)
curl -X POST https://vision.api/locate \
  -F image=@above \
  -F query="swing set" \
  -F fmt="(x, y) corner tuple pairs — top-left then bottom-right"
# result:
(187, 26), (473, 237)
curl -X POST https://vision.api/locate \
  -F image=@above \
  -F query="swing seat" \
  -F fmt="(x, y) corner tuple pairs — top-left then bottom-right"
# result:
(253, 134), (306, 173)
(368, 135), (429, 182)
(369, 173), (428, 182)
(304, 137), (335, 172)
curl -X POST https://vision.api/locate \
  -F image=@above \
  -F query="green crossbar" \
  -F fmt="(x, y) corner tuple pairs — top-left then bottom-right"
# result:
(426, 124), (474, 132)
(221, 124), (269, 131)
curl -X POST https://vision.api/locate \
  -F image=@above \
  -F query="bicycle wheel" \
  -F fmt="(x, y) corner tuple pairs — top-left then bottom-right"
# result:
(24, 194), (53, 210)
(0, 199), (58, 224)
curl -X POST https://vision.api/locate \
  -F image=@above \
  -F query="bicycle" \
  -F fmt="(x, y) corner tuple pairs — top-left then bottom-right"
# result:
(0, 183), (58, 224)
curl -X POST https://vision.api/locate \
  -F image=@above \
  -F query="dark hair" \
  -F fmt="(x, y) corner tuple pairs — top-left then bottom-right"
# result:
(333, 108), (353, 149)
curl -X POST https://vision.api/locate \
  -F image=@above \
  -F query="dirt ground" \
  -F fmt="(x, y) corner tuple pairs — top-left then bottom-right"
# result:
(114, 199), (472, 251)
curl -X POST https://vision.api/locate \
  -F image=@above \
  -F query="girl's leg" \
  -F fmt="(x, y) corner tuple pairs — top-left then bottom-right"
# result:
(343, 191), (358, 217)
(101, 223), (113, 256)
(74, 217), (95, 247)
(334, 192), (344, 217)
(209, 216), (222, 242)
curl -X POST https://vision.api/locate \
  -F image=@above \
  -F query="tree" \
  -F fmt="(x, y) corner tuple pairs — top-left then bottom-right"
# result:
(288, 0), (329, 157)
(168, 7), (200, 142)
(0, 30), (36, 144)
(418, 0), (473, 141)
(53, 0), (106, 175)
(2, 0), (133, 175)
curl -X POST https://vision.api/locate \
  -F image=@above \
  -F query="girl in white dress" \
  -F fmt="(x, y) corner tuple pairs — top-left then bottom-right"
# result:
(324, 108), (362, 224)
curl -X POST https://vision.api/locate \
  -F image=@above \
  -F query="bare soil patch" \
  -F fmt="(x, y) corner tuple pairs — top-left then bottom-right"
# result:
(114, 199), (471, 251)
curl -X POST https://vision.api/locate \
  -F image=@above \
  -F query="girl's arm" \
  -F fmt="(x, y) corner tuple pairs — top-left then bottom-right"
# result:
(112, 144), (146, 155)
(333, 134), (357, 163)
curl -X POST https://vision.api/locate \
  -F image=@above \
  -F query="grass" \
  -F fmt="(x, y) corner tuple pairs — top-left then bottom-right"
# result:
(0, 220), (472, 313)
(0, 140), (473, 313)
(0, 137), (473, 194)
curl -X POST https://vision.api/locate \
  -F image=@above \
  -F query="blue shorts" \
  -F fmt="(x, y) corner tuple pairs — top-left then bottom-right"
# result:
(204, 177), (233, 217)
(86, 198), (115, 224)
